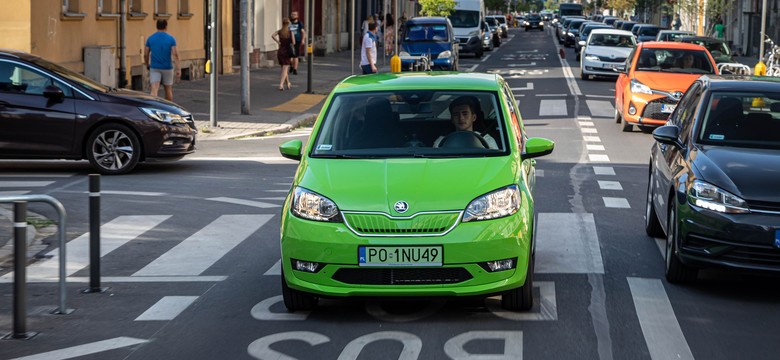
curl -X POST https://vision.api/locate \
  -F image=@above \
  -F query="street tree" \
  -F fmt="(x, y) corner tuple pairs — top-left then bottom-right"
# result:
(418, 0), (457, 16)
(485, 0), (506, 13)
(605, 0), (636, 15)
(675, 0), (732, 35)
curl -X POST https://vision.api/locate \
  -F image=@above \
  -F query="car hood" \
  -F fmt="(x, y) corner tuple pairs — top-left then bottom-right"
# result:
(296, 156), (517, 213)
(693, 145), (780, 203)
(634, 72), (701, 93)
(583, 46), (633, 58)
(102, 89), (190, 114)
(401, 42), (452, 56)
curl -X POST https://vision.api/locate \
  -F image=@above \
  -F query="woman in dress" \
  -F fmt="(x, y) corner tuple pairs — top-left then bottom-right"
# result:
(272, 18), (295, 91)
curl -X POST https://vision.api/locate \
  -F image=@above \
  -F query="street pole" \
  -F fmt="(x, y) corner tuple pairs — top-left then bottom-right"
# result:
(351, 0), (355, 74)
(118, 0), (127, 88)
(760, 0), (768, 62)
(209, 0), (218, 128)
(240, 0), (250, 114)
(306, 0), (313, 94)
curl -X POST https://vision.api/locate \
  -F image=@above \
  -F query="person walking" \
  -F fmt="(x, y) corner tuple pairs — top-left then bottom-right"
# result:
(289, 11), (306, 75)
(144, 19), (180, 101)
(360, 22), (378, 74)
(714, 18), (725, 40)
(272, 18), (295, 91)
(673, 14), (682, 30)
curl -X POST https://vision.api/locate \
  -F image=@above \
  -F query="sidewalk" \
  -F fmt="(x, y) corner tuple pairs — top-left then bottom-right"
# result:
(175, 49), (373, 140)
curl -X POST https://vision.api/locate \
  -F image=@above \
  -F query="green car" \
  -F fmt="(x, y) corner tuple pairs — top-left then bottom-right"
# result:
(278, 72), (554, 312)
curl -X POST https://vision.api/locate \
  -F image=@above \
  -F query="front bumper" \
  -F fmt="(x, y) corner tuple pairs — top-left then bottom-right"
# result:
(678, 202), (780, 272)
(581, 57), (623, 76)
(400, 57), (454, 71)
(280, 210), (532, 298)
(457, 37), (481, 54)
(622, 93), (678, 127)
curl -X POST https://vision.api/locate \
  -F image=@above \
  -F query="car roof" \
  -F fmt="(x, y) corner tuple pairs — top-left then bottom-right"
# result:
(637, 41), (708, 50)
(678, 36), (726, 44)
(334, 72), (503, 93)
(590, 29), (634, 36)
(408, 17), (449, 24)
(0, 49), (37, 61)
(658, 30), (694, 34)
(700, 75), (780, 91)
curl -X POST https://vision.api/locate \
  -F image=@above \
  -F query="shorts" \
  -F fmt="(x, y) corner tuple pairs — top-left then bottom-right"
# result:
(150, 68), (174, 86)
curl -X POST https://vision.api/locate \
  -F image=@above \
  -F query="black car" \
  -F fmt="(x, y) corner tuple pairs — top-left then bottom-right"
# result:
(524, 14), (543, 31)
(646, 75), (780, 283)
(564, 19), (588, 47)
(0, 50), (196, 174)
(677, 36), (734, 64)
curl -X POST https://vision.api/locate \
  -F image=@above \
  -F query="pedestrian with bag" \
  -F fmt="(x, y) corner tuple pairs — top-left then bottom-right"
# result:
(272, 18), (295, 91)
(360, 22), (379, 74)
(144, 19), (180, 101)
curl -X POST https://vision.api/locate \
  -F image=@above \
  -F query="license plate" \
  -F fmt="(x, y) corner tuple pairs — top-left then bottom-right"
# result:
(775, 230), (780, 248)
(358, 246), (443, 267)
(661, 104), (677, 113)
(602, 63), (618, 69)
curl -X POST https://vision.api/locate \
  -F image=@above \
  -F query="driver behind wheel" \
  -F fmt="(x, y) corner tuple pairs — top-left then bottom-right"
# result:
(433, 95), (498, 149)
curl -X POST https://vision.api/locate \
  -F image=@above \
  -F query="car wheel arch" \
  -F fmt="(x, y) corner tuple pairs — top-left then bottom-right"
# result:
(81, 118), (146, 161)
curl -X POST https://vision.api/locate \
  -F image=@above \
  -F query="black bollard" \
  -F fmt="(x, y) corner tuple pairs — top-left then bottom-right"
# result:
(12, 201), (28, 339)
(85, 174), (106, 293)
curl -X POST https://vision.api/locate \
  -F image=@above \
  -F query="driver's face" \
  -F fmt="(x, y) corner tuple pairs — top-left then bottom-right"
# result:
(450, 104), (476, 131)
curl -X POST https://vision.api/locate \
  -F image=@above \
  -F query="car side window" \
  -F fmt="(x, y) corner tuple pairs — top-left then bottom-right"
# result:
(501, 84), (524, 148)
(0, 61), (72, 97)
(670, 82), (702, 142)
(625, 48), (637, 69)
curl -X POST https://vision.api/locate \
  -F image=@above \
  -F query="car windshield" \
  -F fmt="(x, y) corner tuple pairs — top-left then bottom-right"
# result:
(635, 48), (715, 74)
(589, 33), (635, 47)
(695, 41), (730, 56)
(311, 90), (509, 158)
(404, 24), (449, 42)
(697, 92), (780, 149)
(448, 10), (480, 28)
(527, 15), (541, 21)
(659, 32), (690, 41)
(30, 56), (110, 93)
(639, 27), (660, 36)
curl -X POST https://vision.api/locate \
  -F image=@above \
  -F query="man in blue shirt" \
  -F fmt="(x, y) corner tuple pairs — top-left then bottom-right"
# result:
(144, 19), (180, 101)
(288, 11), (307, 75)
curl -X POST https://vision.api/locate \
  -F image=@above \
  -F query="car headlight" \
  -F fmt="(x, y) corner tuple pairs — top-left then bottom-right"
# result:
(291, 187), (342, 222)
(438, 50), (452, 59)
(524, 21), (529, 25)
(568, 32), (574, 37)
(484, 32), (491, 40)
(630, 79), (653, 95)
(463, 185), (521, 222)
(687, 180), (749, 214)
(140, 107), (188, 124)
(584, 55), (599, 61)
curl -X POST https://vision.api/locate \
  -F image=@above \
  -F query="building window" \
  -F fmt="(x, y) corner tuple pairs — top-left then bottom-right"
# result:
(98, 0), (120, 18)
(178, 0), (193, 19)
(128, 0), (148, 19)
(155, 0), (171, 18)
(62, 0), (87, 19)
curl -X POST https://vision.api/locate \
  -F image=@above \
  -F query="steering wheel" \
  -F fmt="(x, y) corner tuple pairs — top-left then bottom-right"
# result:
(439, 131), (489, 149)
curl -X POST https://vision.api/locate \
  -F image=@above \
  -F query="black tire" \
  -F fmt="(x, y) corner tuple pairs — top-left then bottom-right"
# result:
(281, 271), (319, 312)
(501, 254), (534, 311)
(525, 28), (529, 32)
(621, 113), (634, 132)
(645, 170), (664, 237)
(581, 69), (588, 80)
(665, 206), (698, 283)
(86, 123), (141, 175)
(575, 52), (581, 61)
(614, 108), (622, 124)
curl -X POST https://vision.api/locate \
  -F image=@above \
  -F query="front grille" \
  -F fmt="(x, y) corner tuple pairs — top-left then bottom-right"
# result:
(597, 55), (626, 63)
(642, 97), (678, 120)
(458, 38), (468, 44)
(343, 212), (460, 236)
(684, 233), (780, 269)
(332, 267), (473, 285)
(747, 200), (780, 213)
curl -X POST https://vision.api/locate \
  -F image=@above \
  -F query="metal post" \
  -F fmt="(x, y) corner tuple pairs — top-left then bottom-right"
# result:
(209, 0), (218, 127)
(11, 202), (31, 339)
(306, 0), (313, 94)
(351, 0), (355, 74)
(84, 175), (107, 293)
(240, 0), (250, 114)
(118, 0), (127, 88)
(760, 0), (768, 62)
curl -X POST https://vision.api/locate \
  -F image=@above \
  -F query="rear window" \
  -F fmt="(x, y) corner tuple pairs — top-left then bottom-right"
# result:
(697, 92), (780, 149)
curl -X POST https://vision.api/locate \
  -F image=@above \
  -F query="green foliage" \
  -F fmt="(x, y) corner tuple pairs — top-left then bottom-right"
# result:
(544, 0), (557, 11)
(676, 0), (732, 34)
(419, 0), (458, 16)
(485, 0), (506, 12)
(606, 0), (636, 13)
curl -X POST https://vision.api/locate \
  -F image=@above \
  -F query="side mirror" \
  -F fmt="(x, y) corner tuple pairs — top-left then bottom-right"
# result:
(578, 40), (586, 47)
(43, 85), (64, 102)
(613, 64), (627, 73)
(652, 125), (684, 148)
(522, 137), (555, 160)
(279, 139), (303, 161)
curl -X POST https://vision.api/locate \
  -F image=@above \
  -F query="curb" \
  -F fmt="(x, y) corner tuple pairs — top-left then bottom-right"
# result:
(225, 112), (318, 140)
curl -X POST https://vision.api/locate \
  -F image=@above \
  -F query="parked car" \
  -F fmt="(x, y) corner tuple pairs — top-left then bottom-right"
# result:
(632, 24), (661, 42)
(646, 75), (780, 283)
(580, 29), (636, 79)
(602, 16), (619, 26)
(481, 20), (497, 51)
(277, 72), (555, 311)
(0, 50), (196, 175)
(563, 19), (588, 47)
(524, 14), (544, 31)
(575, 22), (613, 58)
(486, 17), (503, 47)
(486, 15), (509, 38)
(399, 17), (459, 71)
(676, 36), (734, 64)
(656, 30), (695, 42)
(614, 41), (718, 132)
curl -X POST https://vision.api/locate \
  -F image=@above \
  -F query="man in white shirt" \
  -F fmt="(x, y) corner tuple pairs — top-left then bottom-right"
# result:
(361, 22), (378, 74)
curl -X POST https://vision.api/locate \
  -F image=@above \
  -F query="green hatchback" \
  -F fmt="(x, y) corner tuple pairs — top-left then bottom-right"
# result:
(278, 72), (554, 312)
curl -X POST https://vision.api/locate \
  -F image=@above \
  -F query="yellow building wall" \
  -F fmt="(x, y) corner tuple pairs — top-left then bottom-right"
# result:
(0, 0), (32, 52)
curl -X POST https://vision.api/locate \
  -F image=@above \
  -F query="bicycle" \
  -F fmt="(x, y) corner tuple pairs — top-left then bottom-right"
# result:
(762, 35), (780, 76)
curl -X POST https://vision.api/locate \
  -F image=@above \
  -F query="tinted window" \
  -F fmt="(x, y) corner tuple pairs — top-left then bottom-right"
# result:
(0, 60), (73, 97)
(449, 10), (480, 28)
(697, 92), (780, 148)
(589, 33), (636, 47)
(527, 15), (541, 21)
(639, 26), (660, 36)
(404, 24), (449, 42)
(635, 48), (715, 74)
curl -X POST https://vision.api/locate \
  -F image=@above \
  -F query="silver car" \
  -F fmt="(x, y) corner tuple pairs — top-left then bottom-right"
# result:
(579, 29), (636, 80)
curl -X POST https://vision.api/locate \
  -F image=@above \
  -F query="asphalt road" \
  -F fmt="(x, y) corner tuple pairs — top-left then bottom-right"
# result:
(3, 26), (780, 360)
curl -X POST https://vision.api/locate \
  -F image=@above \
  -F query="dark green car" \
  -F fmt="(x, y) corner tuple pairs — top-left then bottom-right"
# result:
(278, 72), (554, 312)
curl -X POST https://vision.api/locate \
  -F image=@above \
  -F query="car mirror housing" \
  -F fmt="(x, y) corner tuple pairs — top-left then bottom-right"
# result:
(523, 137), (555, 160)
(279, 139), (303, 161)
(652, 125), (684, 148)
(613, 64), (627, 73)
(578, 40), (586, 47)
(43, 85), (65, 102)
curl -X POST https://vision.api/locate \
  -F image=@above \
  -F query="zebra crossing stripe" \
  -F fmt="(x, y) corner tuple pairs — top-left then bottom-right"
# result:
(535, 213), (604, 274)
(628, 277), (694, 360)
(134, 296), (199, 321)
(0, 181), (54, 187)
(9, 337), (149, 360)
(206, 197), (280, 208)
(1, 215), (171, 282)
(133, 214), (272, 276)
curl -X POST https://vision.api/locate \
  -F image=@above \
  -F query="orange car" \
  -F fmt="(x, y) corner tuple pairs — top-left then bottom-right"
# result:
(614, 41), (718, 132)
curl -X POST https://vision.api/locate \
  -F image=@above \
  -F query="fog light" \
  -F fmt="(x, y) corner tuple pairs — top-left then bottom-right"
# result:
(293, 259), (321, 273)
(163, 140), (175, 146)
(480, 258), (517, 272)
(628, 103), (637, 115)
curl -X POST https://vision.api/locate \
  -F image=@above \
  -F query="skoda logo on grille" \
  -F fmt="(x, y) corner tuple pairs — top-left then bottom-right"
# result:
(671, 91), (684, 100)
(394, 201), (409, 214)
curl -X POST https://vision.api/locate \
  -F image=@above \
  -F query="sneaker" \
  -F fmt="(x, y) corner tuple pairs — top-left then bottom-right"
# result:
(293, 69), (298, 75)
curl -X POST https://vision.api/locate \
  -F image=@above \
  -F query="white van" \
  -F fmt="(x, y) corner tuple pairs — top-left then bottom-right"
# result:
(448, 0), (485, 58)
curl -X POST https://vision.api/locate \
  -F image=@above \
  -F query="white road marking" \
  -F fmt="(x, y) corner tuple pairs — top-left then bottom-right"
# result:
(486, 281), (557, 320)
(9, 337), (149, 360)
(577, 115), (592, 120)
(0, 181), (54, 187)
(185, 156), (297, 163)
(133, 215), (271, 276)
(598, 180), (623, 190)
(0, 173), (75, 178)
(628, 277), (694, 360)
(535, 169), (544, 177)
(579, 121), (595, 126)
(583, 136), (602, 142)
(535, 94), (569, 97)
(0, 276), (228, 284)
(444, 331), (523, 359)
(603, 197), (631, 208)
(587, 100), (616, 118)
(581, 128), (598, 134)
(536, 213), (605, 274)
(589, 154), (610, 162)
(251, 295), (310, 321)
(593, 166), (616, 176)
(585, 94), (614, 99)
(206, 197), (280, 209)
(511, 82), (534, 91)
(0, 190), (30, 196)
(89, 190), (168, 196)
(465, 64), (478, 72)
(1, 215), (170, 282)
(587, 144), (605, 151)
(134, 296), (199, 321)
(539, 99), (568, 116)
(264, 259), (281, 275)
(556, 47), (582, 96)
(508, 62), (537, 67)
(481, 54), (492, 62)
